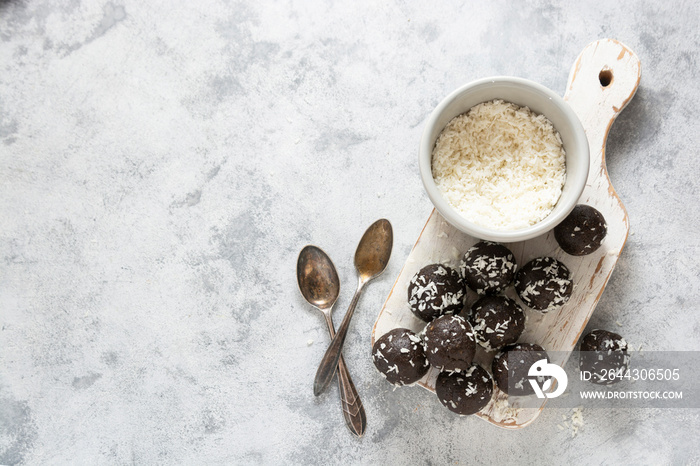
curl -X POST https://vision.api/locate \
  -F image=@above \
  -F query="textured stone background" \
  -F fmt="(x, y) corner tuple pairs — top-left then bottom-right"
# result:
(1, 0), (699, 464)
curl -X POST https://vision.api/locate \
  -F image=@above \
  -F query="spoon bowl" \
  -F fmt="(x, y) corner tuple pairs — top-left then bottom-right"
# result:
(354, 218), (393, 282)
(297, 245), (340, 310)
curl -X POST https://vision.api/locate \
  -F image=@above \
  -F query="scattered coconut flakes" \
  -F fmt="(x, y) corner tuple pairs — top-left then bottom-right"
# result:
(615, 321), (622, 327)
(307, 339), (314, 346)
(491, 397), (520, 421)
(557, 407), (584, 438)
(570, 407), (584, 438)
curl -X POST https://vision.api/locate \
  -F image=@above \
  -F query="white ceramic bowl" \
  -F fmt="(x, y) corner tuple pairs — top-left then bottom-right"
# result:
(419, 76), (590, 243)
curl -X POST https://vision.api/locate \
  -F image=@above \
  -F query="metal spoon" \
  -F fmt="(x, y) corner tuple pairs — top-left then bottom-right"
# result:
(313, 219), (393, 396)
(296, 245), (367, 437)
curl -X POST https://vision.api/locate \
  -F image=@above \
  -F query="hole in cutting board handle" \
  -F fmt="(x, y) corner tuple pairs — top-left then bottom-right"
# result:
(599, 68), (613, 87)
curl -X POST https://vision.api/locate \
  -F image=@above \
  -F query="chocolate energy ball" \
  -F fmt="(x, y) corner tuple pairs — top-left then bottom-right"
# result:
(459, 241), (517, 296)
(423, 314), (476, 372)
(469, 296), (526, 351)
(408, 263), (465, 322)
(435, 365), (494, 415)
(579, 329), (630, 385)
(515, 257), (573, 312)
(554, 204), (608, 256)
(372, 328), (430, 386)
(492, 343), (549, 396)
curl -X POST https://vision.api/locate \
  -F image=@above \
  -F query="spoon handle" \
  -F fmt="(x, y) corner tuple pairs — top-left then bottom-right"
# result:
(314, 280), (365, 396)
(322, 313), (366, 437)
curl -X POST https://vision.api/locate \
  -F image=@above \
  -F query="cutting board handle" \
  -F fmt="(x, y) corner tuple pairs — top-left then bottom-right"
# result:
(564, 39), (641, 174)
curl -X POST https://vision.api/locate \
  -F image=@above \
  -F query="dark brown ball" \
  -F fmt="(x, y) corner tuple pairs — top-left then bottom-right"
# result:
(459, 241), (517, 296)
(469, 296), (526, 351)
(435, 365), (494, 415)
(554, 204), (608, 256)
(492, 343), (549, 396)
(372, 328), (430, 386)
(408, 263), (465, 322)
(580, 329), (629, 385)
(515, 257), (573, 312)
(423, 314), (476, 372)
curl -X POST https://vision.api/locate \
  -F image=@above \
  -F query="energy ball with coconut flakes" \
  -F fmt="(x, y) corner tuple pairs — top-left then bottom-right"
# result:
(435, 365), (494, 415)
(469, 295), (526, 351)
(408, 263), (465, 322)
(423, 314), (476, 372)
(372, 328), (430, 386)
(515, 257), (573, 312)
(579, 329), (630, 385)
(554, 204), (608, 256)
(459, 241), (517, 295)
(492, 343), (549, 396)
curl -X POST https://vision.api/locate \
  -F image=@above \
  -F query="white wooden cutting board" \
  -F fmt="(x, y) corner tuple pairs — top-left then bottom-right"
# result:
(371, 39), (641, 429)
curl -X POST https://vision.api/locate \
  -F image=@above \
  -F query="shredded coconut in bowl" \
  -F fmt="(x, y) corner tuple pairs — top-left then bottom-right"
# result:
(431, 99), (567, 231)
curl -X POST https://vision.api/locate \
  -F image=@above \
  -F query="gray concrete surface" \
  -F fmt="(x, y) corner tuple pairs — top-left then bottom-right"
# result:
(1, 0), (699, 464)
